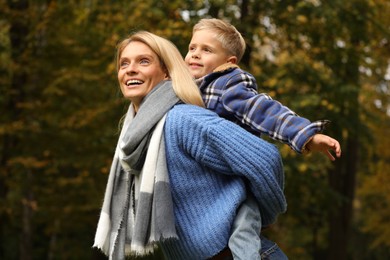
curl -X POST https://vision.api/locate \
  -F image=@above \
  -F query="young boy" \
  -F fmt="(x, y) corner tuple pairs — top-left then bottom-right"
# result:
(185, 18), (341, 259)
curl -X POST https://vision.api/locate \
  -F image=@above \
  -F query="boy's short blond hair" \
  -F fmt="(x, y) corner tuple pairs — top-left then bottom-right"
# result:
(193, 18), (246, 62)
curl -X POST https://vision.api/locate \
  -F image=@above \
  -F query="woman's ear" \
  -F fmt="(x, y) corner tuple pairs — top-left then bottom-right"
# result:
(163, 67), (170, 79)
(227, 56), (238, 64)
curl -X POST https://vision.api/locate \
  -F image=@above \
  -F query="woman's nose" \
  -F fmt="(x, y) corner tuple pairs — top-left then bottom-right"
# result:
(126, 63), (137, 74)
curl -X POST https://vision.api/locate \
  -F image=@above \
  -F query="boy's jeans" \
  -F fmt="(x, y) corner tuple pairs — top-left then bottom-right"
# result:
(228, 194), (288, 260)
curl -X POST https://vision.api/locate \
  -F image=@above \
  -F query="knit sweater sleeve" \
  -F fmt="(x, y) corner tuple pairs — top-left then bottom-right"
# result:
(218, 70), (328, 153)
(166, 104), (287, 224)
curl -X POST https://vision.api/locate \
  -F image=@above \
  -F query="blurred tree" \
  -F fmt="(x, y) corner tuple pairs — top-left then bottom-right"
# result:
(353, 0), (390, 258)
(0, 0), (388, 259)
(1, 0), (123, 259)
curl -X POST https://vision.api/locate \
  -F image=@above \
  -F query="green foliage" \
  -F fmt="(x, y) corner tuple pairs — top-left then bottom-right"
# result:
(0, 0), (389, 259)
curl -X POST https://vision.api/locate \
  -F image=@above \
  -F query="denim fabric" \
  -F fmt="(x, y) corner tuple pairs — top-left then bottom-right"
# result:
(260, 235), (288, 260)
(228, 194), (261, 260)
(228, 195), (288, 260)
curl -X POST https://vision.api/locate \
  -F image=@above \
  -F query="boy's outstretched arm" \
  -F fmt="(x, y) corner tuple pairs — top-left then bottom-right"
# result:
(305, 134), (342, 161)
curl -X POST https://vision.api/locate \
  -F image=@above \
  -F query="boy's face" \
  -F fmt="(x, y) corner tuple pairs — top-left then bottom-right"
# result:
(185, 29), (234, 79)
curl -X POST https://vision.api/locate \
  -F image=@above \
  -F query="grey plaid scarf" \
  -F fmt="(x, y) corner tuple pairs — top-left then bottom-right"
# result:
(94, 81), (179, 259)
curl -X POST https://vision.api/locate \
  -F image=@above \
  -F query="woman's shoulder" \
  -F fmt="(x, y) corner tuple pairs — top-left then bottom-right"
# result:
(167, 104), (220, 125)
(169, 104), (213, 115)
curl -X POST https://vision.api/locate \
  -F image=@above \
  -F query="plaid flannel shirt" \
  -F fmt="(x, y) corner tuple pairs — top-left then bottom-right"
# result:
(196, 65), (329, 153)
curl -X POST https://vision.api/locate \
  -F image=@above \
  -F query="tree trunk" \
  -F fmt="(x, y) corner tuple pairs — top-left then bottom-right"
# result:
(238, 0), (252, 67)
(6, 0), (32, 259)
(0, 164), (8, 259)
(328, 34), (360, 259)
(20, 170), (34, 260)
(328, 136), (358, 260)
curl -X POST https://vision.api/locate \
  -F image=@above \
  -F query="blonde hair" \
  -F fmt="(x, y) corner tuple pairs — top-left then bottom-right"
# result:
(193, 18), (246, 63)
(116, 31), (204, 107)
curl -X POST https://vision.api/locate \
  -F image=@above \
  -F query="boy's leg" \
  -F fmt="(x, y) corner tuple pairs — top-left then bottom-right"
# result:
(260, 235), (288, 260)
(228, 194), (261, 260)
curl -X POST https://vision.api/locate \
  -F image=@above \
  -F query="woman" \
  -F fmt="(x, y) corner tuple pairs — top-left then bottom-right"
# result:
(93, 31), (287, 260)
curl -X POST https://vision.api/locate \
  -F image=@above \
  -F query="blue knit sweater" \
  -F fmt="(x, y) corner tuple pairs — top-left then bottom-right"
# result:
(161, 104), (287, 259)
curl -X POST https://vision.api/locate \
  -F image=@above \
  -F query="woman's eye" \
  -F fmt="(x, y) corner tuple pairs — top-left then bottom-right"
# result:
(120, 62), (128, 68)
(140, 59), (150, 65)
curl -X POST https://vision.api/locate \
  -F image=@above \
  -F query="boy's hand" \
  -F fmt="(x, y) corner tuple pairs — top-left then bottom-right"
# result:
(306, 134), (342, 161)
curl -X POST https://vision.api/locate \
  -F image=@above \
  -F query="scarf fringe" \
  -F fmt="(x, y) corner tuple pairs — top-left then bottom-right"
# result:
(93, 211), (111, 254)
(125, 243), (157, 256)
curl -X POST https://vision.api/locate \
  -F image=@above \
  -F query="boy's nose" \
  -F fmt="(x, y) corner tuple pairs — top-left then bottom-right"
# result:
(191, 51), (200, 59)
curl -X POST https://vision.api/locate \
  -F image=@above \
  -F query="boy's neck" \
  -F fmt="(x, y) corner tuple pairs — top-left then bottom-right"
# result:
(213, 63), (239, 73)
(194, 64), (240, 81)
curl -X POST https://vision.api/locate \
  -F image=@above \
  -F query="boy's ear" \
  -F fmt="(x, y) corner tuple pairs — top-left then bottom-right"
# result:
(227, 56), (238, 64)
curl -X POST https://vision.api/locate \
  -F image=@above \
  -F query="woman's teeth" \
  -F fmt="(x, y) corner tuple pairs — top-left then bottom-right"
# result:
(126, 80), (143, 86)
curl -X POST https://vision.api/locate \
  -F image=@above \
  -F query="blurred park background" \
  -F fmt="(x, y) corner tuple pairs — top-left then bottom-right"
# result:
(1, 0), (389, 259)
